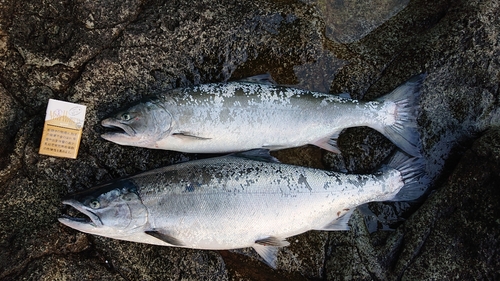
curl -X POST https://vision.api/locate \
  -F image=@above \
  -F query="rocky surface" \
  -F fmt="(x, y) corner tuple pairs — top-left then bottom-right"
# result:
(0, 0), (499, 280)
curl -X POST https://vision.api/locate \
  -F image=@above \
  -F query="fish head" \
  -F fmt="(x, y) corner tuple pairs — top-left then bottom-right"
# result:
(59, 180), (148, 237)
(101, 99), (173, 147)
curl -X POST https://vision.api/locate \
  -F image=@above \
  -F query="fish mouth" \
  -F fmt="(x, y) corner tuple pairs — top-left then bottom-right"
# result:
(101, 118), (136, 140)
(58, 199), (103, 229)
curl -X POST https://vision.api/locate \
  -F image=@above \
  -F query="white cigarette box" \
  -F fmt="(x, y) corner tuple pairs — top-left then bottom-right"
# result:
(39, 99), (87, 159)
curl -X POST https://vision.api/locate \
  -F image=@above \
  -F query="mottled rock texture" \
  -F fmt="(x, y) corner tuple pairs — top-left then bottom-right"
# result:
(0, 0), (499, 279)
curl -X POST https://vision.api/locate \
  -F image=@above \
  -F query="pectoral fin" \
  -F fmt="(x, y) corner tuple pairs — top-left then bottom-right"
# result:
(261, 144), (286, 150)
(172, 132), (211, 141)
(231, 149), (280, 163)
(145, 230), (184, 246)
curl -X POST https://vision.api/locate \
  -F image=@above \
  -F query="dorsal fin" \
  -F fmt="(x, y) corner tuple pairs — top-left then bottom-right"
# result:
(231, 149), (280, 163)
(237, 73), (277, 85)
(337, 92), (352, 99)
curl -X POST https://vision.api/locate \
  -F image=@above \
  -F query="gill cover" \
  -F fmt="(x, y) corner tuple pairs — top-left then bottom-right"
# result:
(101, 99), (174, 146)
(59, 179), (148, 235)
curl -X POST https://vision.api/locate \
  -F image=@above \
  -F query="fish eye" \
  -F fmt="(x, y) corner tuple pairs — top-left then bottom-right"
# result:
(89, 199), (100, 209)
(121, 113), (132, 121)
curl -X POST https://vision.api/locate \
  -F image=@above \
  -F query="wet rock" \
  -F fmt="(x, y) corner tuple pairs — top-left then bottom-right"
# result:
(322, 129), (500, 280)
(89, 237), (229, 280)
(393, 127), (500, 279)
(0, 0), (499, 279)
(0, 85), (22, 169)
(310, 0), (410, 43)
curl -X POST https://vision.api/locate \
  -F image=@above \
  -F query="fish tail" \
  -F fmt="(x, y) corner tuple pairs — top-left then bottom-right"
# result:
(384, 150), (430, 201)
(375, 74), (426, 157)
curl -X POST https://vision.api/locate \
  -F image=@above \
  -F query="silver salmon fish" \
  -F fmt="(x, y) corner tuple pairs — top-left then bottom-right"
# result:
(101, 75), (425, 156)
(59, 149), (425, 268)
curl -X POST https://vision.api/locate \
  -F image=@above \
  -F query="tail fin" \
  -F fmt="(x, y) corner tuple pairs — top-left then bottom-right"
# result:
(384, 150), (430, 201)
(375, 74), (426, 157)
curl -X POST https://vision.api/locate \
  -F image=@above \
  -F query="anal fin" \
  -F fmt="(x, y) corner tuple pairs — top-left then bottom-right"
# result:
(311, 131), (342, 153)
(145, 230), (184, 246)
(314, 208), (355, 231)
